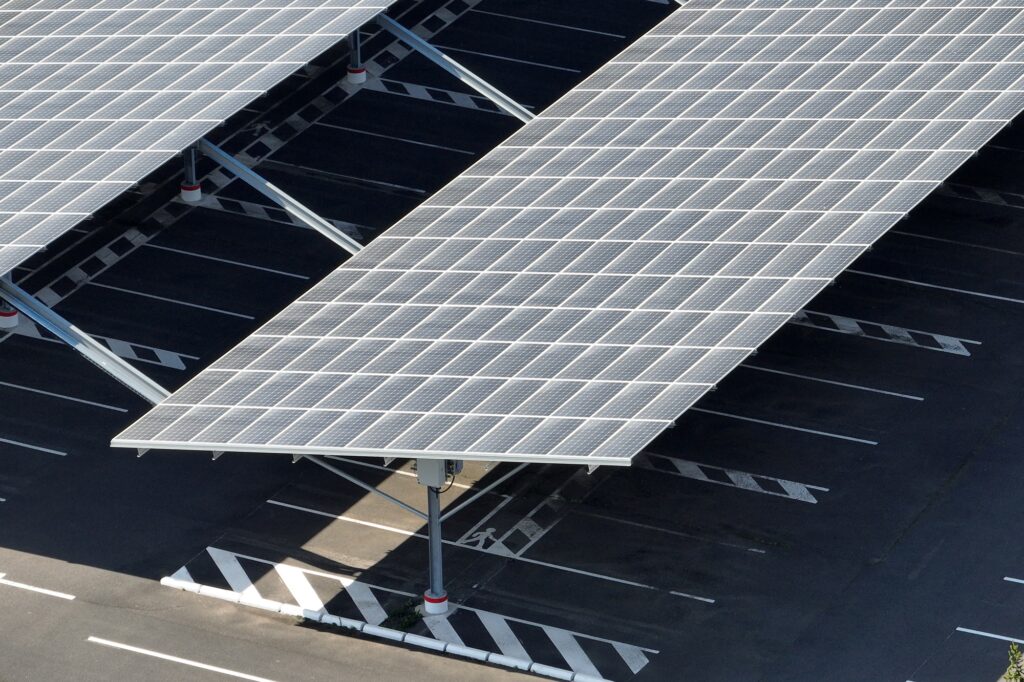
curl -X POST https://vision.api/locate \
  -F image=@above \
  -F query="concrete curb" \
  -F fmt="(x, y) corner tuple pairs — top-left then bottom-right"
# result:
(160, 577), (610, 682)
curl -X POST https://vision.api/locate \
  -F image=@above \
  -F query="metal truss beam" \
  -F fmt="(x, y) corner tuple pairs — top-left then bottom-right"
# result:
(376, 15), (534, 124)
(196, 139), (363, 256)
(0, 280), (170, 405)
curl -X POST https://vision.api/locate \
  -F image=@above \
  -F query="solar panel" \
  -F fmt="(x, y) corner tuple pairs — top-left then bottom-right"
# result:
(115, 0), (1024, 466)
(0, 0), (395, 274)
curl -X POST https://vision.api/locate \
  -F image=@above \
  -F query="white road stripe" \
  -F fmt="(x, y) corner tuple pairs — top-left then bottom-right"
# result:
(613, 642), (650, 675)
(169, 566), (193, 583)
(0, 379), (128, 412)
(848, 269), (1024, 306)
(1004, 576), (1024, 584)
(669, 590), (717, 604)
(207, 548), (261, 600)
(478, 611), (531, 660)
(468, 8), (626, 37)
(544, 627), (601, 677)
(740, 364), (924, 401)
(338, 578), (388, 626)
(314, 121), (476, 155)
(892, 229), (1024, 258)
(87, 637), (279, 682)
(433, 45), (581, 73)
(0, 573), (74, 600)
(691, 407), (878, 445)
(143, 244), (308, 280)
(573, 509), (767, 554)
(88, 282), (255, 319)
(956, 626), (1024, 644)
(274, 564), (325, 613)
(266, 500), (713, 602)
(0, 437), (66, 456)
(423, 614), (466, 646)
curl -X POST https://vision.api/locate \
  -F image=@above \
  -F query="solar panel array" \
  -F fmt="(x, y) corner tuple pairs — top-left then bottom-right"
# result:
(0, 0), (393, 274)
(115, 0), (1024, 465)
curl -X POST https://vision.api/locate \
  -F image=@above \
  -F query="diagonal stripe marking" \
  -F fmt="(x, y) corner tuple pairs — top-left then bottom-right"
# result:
(338, 578), (387, 626)
(613, 642), (651, 675)
(207, 548), (260, 600)
(478, 611), (531, 661)
(423, 614), (465, 646)
(274, 564), (324, 613)
(544, 627), (601, 677)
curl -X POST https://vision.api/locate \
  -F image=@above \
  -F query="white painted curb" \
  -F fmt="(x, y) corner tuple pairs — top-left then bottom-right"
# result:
(160, 576), (612, 681)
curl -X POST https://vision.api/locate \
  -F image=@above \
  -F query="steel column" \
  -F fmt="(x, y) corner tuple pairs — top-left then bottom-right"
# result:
(180, 146), (202, 202)
(346, 30), (366, 83)
(424, 483), (447, 614)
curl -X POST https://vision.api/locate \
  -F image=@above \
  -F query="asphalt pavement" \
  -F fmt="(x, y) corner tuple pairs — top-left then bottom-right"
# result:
(4, 1), (1024, 681)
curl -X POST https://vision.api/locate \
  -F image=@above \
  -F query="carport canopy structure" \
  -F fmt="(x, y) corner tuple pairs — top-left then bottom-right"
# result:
(117, 0), (1024, 466)
(0, 0), (402, 400)
(114, 0), (1024, 617)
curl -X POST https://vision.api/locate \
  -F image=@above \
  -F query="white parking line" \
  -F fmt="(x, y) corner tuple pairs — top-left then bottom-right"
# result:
(690, 407), (878, 445)
(314, 121), (476, 155)
(142, 243), (308, 280)
(87, 637), (279, 682)
(0, 437), (66, 456)
(956, 626), (1024, 644)
(433, 45), (582, 73)
(1004, 576), (1024, 584)
(739, 364), (924, 401)
(0, 573), (74, 600)
(849, 269), (1024, 306)
(88, 282), (255, 319)
(0, 379), (128, 412)
(892, 230), (1024, 258)
(266, 499), (715, 603)
(573, 509), (767, 554)
(468, 8), (626, 37)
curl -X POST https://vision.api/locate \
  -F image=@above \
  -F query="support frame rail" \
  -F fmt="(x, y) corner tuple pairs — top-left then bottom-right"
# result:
(196, 139), (364, 256)
(0, 279), (170, 405)
(376, 14), (534, 123)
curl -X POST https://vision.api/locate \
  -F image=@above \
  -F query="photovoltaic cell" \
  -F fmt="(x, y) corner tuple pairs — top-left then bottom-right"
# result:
(117, 0), (1024, 466)
(0, 0), (395, 274)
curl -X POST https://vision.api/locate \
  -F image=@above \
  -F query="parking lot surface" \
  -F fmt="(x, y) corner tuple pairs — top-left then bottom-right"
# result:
(4, 1), (1024, 681)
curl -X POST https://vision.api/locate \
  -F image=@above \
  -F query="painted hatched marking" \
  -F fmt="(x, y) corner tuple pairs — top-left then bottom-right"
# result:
(423, 614), (466, 646)
(478, 611), (531, 660)
(207, 548), (260, 600)
(176, 193), (368, 242)
(338, 578), (388, 626)
(365, 78), (508, 115)
(791, 309), (977, 356)
(636, 452), (828, 504)
(168, 546), (656, 679)
(8, 318), (195, 371)
(274, 564), (325, 613)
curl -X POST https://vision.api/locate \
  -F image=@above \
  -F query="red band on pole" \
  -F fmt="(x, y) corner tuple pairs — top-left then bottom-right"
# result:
(423, 592), (447, 604)
(180, 183), (201, 191)
(347, 67), (366, 74)
(0, 309), (17, 318)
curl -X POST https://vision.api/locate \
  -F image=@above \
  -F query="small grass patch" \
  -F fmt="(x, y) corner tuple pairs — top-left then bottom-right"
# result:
(382, 599), (423, 631)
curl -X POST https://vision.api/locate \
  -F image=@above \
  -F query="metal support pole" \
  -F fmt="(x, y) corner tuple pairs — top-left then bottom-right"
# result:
(180, 146), (202, 202)
(0, 273), (18, 329)
(197, 139), (363, 255)
(0, 279), (169, 404)
(346, 30), (366, 84)
(377, 15), (533, 123)
(424, 483), (447, 614)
